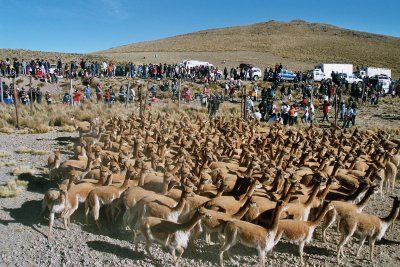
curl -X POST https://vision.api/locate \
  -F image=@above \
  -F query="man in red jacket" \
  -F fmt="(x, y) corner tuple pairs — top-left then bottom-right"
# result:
(321, 100), (330, 123)
(73, 89), (82, 106)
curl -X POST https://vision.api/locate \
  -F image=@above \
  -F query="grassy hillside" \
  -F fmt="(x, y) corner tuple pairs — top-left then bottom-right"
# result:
(96, 20), (400, 76)
(0, 49), (104, 64)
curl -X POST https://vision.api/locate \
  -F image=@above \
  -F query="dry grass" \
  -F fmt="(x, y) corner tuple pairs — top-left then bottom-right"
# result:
(96, 20), (400, 76)
(61, 125), (76, 132)
(15, 147), (48, 155)
(0, 150), (10, 157)
(0, 127), (15, 134)
(0, 179), (29, 198)
(5, 161), (17, 167)
(10, 165), (38, 176)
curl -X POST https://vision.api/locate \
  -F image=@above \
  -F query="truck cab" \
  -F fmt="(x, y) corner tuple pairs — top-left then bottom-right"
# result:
(312, 68), (326, 81)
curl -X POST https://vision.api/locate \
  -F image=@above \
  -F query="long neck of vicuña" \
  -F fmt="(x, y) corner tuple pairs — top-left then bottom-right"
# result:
(173, 192), (187, 213)
(382, 201), (400, 224)
(120, 170), (132, 189)
(356, 186), (374, 210)
(232, 201), (251, 220)
(268, 203), (284, 232)
(305, 183), (320, 207)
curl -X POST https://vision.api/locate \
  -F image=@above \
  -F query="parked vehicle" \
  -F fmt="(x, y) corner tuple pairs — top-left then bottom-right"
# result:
(337, 73), (363, 85)
(239, 63), (254, 69)
(312, 63), (353, 82)
(247, 67), (262, 81)
(368, 75), (391, 94)
(354, 67), (391, 79)
(278, 69), (297, 81)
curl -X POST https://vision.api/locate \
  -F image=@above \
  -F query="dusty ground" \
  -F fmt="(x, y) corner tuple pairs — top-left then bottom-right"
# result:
(0, 97), (399, 267)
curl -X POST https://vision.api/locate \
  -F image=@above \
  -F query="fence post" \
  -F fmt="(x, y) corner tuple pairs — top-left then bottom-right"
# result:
(69, 79), (73, 107)
(125, 79), (130, 109)
(13, 77), (20, 129)
(178, 78), (181, 109)
(0, 78), (3, 103)
(29, 76), (33, 112)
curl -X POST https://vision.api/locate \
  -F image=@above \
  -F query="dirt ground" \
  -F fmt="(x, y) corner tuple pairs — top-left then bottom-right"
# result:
(0, 92), (399, 266)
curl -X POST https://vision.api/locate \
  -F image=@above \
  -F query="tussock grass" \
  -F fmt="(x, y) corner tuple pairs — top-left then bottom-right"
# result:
(0, 179), (29, 198)
(61, 125), (76, 132)
(0, 150), (10, 157)
(15, 147), (49, 155)
(10, 165), (38, 176)
(0, 127), (15, 134)
(5, 161), (17, 167)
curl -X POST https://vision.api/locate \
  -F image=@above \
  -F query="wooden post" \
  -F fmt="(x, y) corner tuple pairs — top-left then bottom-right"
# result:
(240, 84), (243, 119)
(29, 76), (33, 112)
(334, 85), (337, 128)
(0, 78), (3, 103)
(13, 78), (20, 129)
(144, 80), (148, 117)
(69, 78), (73, 107)
(178, 78), (181, 109)
(139, 84), (143, 118)
(125, 79), (130, 109)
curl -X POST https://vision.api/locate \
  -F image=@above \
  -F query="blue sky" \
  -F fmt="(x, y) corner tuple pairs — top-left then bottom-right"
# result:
(0, 0), (398, 53)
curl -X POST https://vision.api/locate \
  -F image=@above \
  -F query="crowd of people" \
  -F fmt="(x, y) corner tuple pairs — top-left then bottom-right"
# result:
(1, 56), (398, 130)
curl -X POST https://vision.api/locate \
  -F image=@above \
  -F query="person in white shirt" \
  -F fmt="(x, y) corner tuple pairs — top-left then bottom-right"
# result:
(253, 83), (259, 102)
(245, 96), (254, 119)
(309, 102), (315, 125)
(301, 105), (309, 123)
(253, 109), (262, 121)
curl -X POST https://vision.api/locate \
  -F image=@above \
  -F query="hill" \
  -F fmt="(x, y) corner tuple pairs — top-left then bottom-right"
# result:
(96, 20), (400, 76)
(0, 49), (104, 64)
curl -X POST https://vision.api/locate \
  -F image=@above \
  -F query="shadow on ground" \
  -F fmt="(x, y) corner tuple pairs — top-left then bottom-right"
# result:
(86, 240), (145, 261)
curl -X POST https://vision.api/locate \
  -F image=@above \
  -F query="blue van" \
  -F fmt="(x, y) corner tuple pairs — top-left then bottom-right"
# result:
(278, 69), (297, 82)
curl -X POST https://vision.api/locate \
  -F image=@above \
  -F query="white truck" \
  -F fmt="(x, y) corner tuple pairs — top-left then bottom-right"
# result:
(180, 60), (223, 79)
(312, 63), (353, 82)
(354, 67), (391, 79)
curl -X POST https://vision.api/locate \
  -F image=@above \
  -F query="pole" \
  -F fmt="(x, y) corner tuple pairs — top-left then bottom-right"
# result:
(144, 80), (148, 117)
(0, 78), (3, 104)
(243, 86), (247, 120)
(29, 76), (33, 112)
(240, 84), (243, 119)
(125, 79), (130, 109)
(178, 78), (181, 109)
(139, 85), (143, 118)
(69, 78), (73, 107)
(13, 77), (20, 129)
(334, 84), (337, 128)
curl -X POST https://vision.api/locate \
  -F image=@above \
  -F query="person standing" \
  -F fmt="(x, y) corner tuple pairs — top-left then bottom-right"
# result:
(339, 100), (346, 121)
(84, 85), (91, 100)
(321, 100), (330, 123)
(36, 88), (43, 104)
(95, 83), (102, 103)
(253, 83), (259, 102)
(351, 101), (357, 126)
(281, 102), (289, 125)
(258, 100), (267, 121)
(223, 67), (228, 80)
(73, 89), (82, 106)
(309, 102), (315, 125)
(245, 96), (254, 119)
(288, 104), (295, 126)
